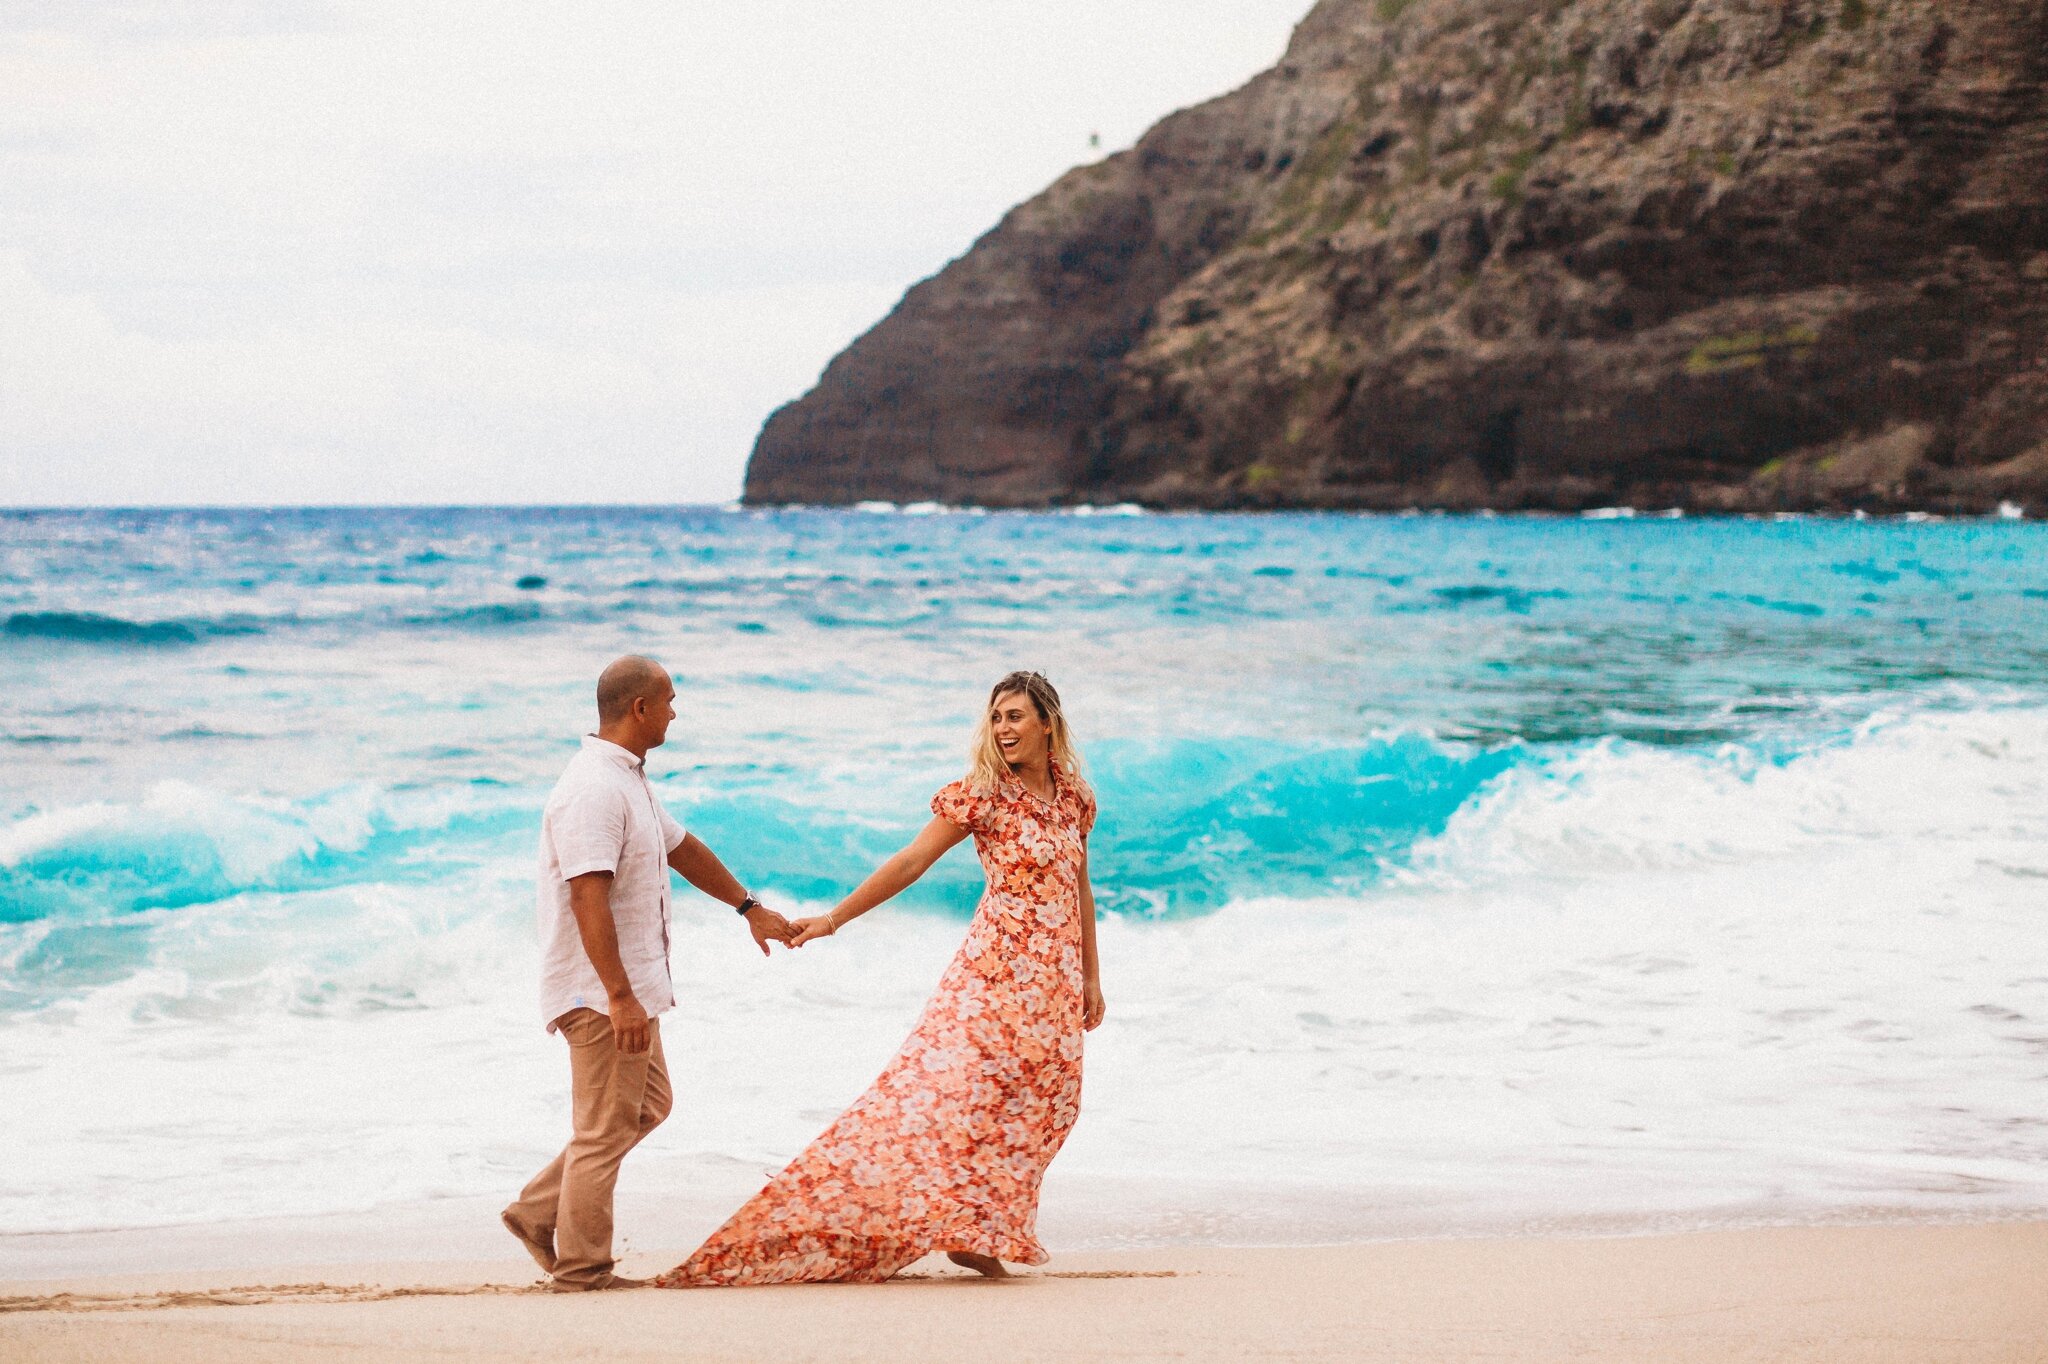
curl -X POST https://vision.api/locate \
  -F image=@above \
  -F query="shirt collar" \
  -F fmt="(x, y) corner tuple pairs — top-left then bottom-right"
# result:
(582, 734), (646, 772)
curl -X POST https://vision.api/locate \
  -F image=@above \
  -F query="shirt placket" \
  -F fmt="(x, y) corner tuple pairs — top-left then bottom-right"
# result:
(636, 768), (673, 988)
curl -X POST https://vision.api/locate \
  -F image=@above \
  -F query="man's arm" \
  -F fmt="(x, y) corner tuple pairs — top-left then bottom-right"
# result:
(566, 871), (649, 1054)
(667, 833), (794, 955)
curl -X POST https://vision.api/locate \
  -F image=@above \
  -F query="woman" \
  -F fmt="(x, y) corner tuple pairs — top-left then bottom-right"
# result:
(652, 670), (1104, 1286)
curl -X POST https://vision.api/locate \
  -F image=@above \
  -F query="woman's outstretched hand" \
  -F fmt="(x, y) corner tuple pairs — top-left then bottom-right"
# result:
(788, 914), (837, 947)
(1083, 978), (1105, 1030)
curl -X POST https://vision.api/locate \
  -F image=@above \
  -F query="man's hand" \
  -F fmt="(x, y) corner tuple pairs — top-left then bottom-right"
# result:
(609, 992), (651, 1054)
(1083, 978), (1106, 1031)
(743, 903), (795, 955)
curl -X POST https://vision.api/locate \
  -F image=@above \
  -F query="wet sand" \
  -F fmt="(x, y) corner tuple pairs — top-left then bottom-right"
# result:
(5, 1220), (2045, 1363)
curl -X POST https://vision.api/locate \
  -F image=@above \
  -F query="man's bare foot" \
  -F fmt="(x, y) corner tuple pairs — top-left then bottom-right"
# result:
(946, 1251), (1010, 1278)
(501, 1209), (557, 1275)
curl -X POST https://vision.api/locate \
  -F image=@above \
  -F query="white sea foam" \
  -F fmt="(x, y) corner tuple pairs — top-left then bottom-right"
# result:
(0, 801), (122, 867)
(4, 699), (2044, 1238)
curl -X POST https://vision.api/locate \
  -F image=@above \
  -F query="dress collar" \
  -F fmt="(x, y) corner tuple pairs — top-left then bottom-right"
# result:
(1003, 762), (1062, 811)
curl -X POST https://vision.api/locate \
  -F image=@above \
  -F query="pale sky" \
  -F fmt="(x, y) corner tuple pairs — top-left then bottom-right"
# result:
(0, 1), (1310, 506)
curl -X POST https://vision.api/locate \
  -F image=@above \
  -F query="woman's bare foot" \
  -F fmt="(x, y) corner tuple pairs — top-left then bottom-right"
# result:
(946, 1250), (1010, 1278)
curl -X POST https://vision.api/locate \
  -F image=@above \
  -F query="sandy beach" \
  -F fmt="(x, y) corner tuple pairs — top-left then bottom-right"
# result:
(5, 1220), (2045, 1363)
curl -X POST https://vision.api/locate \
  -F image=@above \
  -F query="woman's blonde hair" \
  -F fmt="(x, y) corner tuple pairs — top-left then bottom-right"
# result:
(966, 670), (1087, 795)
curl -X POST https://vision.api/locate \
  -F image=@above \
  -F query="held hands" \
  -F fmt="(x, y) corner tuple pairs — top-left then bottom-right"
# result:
(787, 913), (837, 948)
(743, 903), (797, 955)
(735, 898), (832, 953)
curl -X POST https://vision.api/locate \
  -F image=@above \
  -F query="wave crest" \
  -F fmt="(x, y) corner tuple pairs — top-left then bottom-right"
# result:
(6, 701), (2043, 1015)
(1407, 700), (2048, 885)
(0, 782), (529, 925)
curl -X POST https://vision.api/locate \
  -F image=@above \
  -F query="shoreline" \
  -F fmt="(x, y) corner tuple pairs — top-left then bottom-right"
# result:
(7, 1174), (2043, 1285)
(6, 1221), (2045, 1364)
(0, 500), (2037, 519)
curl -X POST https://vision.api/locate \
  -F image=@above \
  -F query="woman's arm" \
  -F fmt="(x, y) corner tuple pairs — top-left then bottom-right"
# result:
(1079, 842), (1104, 1030)
(788, 815), (969, 946)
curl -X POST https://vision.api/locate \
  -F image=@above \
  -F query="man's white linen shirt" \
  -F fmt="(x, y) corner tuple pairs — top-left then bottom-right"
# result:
(536, 735), (687, 1031)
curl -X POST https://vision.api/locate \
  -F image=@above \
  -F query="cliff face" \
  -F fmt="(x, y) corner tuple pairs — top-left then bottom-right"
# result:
(744, 0), (2048, 513)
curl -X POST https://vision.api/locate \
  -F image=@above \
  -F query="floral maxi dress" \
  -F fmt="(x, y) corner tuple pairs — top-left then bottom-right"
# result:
(653, 773), (1096, 1286)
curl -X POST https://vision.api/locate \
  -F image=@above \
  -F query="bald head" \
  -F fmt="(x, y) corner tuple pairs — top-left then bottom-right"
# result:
(597, 655), (671, 725)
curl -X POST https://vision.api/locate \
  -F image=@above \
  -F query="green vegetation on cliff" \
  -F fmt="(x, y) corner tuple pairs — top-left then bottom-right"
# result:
(744, 0), (2048, 514)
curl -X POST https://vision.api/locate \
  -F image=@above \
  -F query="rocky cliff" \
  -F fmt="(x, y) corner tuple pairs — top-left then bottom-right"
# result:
(743, 0), (2048, 513)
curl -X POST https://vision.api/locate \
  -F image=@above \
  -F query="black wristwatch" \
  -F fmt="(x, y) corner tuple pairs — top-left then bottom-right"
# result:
(735, 894), (761, 917)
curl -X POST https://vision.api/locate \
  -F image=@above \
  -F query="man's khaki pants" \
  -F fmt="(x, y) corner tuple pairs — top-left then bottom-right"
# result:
(506, 1007), (672, 1285)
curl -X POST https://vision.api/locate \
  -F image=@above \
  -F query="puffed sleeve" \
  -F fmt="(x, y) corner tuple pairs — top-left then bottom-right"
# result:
(931, 779), (986, 834)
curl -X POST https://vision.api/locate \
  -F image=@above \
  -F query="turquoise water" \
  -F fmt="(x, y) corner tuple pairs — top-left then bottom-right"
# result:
(5, 507), (2038, 926)
(1, 506), (2044, 1237)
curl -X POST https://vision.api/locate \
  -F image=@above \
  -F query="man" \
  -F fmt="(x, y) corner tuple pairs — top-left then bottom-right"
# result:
(502, 655), (793, 1291)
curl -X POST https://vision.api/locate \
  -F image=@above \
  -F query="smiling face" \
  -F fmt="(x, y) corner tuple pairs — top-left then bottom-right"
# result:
(990, 688), (1048, 769)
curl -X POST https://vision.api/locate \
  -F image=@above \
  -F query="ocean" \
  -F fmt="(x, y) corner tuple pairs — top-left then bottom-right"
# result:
(2, 505), (2045, 1253)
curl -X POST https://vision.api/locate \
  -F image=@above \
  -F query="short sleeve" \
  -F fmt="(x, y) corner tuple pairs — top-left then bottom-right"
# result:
(551, 787), (628, 879)
(931, 779), (987, 834)
(1077, 785), (1097, 839)
(656, 799), (686, 854)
